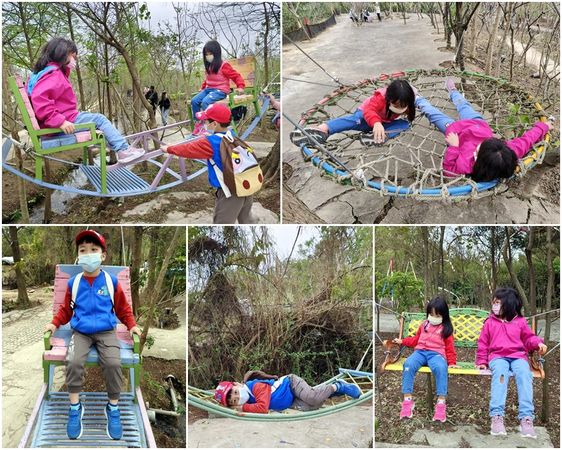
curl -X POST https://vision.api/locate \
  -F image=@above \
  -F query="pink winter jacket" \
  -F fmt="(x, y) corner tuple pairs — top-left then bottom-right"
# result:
(475, 314), (543, 366)
(29, 63), (79, 128)
(443, 120), (550, 176)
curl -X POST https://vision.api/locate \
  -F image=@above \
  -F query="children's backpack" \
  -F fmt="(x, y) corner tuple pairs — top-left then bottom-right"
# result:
(210, 130), (263, 198)
(70, 270), (115, 311)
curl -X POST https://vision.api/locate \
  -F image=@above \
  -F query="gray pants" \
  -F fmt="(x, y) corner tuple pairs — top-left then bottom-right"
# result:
(213, 189), (254, 224)
(65, 329), (123, 400)
(288, 374), (335, 411)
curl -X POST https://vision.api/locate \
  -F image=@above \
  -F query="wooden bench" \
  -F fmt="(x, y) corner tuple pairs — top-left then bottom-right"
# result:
(8, 75), (109, 193)
(187, 56), (261, 133)
(43, 264), (141, 394)
(381, 308), (544, 378)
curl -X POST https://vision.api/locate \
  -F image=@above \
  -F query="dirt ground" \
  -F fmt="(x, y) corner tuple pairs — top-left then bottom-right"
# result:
(374, 331), (560, 448)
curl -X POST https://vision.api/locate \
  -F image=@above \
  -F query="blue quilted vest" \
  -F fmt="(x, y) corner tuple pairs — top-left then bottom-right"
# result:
(68, 271), (118, 334)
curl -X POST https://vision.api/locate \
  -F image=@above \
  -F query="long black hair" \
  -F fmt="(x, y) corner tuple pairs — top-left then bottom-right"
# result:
(385, 79), (416, 122)
(203, 40), (223, 75)
(426, 296), (453, 339)
(471, 138), (518, 182)
(33, 37), (77, 74)
(493, 287), (522, 321)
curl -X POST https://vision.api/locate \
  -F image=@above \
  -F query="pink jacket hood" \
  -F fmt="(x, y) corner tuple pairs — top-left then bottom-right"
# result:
(443, 119), (550, 176)
(475, 314), (543, 366)
(29, 62), (79, 128)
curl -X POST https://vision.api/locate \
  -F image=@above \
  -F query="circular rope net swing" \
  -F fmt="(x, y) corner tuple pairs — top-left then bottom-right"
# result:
(296, 68), (552, 199)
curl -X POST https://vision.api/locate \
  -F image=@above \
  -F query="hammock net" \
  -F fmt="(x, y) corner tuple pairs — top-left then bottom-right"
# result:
(188, 369), (373, 422)
(295, 68), (552, 199)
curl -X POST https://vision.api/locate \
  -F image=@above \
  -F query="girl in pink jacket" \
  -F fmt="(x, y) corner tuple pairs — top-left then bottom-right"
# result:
(393, 296), (457, 423)
(191, 40), (245, 134)
(476, 288), (547, 439)
(415, 78), (553, 181)
(28, 38), (144, 164)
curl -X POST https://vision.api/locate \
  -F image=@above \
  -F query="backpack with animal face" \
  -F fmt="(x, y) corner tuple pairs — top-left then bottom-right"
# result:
(211, 131), (263, 197)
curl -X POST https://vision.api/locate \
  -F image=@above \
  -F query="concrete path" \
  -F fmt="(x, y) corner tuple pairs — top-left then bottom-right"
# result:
(377, 424), (553, 448)
(282, 14), (559, 224)
(2, 292), (53, 448)
(143, 293), (186, 360)
(188, 404), (372, 448)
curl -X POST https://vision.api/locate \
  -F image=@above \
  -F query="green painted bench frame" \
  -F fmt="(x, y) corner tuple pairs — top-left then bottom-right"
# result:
(187, 56), (261, 134)
(8, 75), (109, 193)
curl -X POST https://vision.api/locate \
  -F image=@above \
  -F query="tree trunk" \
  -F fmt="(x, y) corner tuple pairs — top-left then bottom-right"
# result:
(524, 228), (536, 316)
(421, 227), (432, 299)
(8, 227), (30, 307)
(131, 227), (144, 316)
(501, 226), (529, 311)
(19, 2), (53, 222)
(490, 227), (497, 292)
(104, 42), (114, 122)
(139, 227), (183, 353)
(262, 134), (280, 183)
(495, 3), (513, 78)
(262, 2), (270, 86)
(540, 227), (552, 423)
(2, 59), (30, 222)
(439, 226), (445, 291)
(66, 4), (86, 110)
(485, 6), (502, 74)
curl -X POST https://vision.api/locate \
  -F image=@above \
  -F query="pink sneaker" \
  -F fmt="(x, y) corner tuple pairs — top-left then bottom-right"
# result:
(117, 146), (145, 164)
(519, 417), (537, 439)
(399, 399), (415, 419)
(433, 402), (446, 422)
(445, 77), (457, 93)
(490, 415), (507, 436)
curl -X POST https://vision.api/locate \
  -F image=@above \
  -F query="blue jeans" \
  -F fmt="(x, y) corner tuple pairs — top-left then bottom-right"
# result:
(402, 349), (449, 397)
(489, 357), (534, 419)
(415, 91), (484, 134)
(326, 109), (410, 138)
(161, 108), (170, 126)
(74, 112), (128, 151)
(191, 88), (227, 116)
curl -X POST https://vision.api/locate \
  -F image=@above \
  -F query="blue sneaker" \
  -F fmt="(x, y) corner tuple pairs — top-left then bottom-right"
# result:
(105, 403), (123, 440)
(67, 402), (84, 439)
(332, 380), (361, 398)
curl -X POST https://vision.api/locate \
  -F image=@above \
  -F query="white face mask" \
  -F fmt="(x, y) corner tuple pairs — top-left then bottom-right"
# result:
(67, 56), (77, 70)
(389, 105), (407, 114)
(427, 315), (442, 326)
(492, 304), (501, 315)
(78, 253), (102, 273)
(238, 384), (250, 405)
(205, 54), (214, 63)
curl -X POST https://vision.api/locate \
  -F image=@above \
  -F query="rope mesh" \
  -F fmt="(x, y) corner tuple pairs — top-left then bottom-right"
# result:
(296, 68), (553, 199)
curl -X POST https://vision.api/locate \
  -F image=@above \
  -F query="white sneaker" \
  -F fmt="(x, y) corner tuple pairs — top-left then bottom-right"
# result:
(117, 146), (145, 163)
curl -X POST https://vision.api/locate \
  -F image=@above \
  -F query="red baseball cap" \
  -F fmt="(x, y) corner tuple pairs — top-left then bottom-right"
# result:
(75, 230), (106, 251)
(214, 381), (234, 406)
(195, 103), (231, 123)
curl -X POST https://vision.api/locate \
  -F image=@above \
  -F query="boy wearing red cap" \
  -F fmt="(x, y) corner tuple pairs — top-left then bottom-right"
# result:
(161, 103), (255, 224)
(44, 230), (141, 441)
(214, 371), (362, 414)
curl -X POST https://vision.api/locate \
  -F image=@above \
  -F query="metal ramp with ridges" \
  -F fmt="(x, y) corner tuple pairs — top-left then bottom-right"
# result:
(30, 392), (146, 448)
(80, 165), (150, 195)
